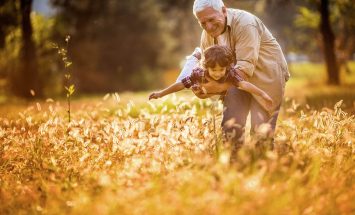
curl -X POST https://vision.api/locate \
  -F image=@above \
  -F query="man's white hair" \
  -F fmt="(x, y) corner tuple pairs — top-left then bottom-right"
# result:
(193, 0), (225, 15)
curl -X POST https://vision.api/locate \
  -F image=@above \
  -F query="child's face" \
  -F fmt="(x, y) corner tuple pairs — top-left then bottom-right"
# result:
(207, 63), (227, 80)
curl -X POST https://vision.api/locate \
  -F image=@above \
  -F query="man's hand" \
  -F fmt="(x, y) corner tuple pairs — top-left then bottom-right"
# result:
(191, 86), (208, 99)
(200, 81), (231, 94)
(191, 82), (229, 99)
(261, 92), (274, 111)
(191, 85), (216, 99)
(192, 91), (216, 99)
(192, 84), (207, 94)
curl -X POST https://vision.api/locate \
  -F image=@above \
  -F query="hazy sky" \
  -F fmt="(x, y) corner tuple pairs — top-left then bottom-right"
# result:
(33, 0), (56, 16)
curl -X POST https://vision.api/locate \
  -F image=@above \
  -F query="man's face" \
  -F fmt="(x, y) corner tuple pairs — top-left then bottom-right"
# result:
(208, 63), (227, 80)
(196, 7), (226, 38)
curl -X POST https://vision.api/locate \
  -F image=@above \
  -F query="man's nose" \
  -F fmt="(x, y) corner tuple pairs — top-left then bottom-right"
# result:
(205, 22), (213, 31)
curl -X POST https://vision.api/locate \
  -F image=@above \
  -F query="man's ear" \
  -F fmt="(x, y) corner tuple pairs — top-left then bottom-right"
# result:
(222, 6), (227, 16)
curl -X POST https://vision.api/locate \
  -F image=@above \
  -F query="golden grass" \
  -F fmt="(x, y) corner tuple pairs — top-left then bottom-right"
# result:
(0, 93), (354, 214)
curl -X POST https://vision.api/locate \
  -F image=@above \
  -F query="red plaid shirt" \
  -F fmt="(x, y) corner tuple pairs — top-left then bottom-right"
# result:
(181, 67), (244, 89)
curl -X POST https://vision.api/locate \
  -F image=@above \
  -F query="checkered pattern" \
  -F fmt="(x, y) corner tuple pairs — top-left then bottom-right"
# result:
(181, 67), (244, 89)
(181, 67), (206, 88)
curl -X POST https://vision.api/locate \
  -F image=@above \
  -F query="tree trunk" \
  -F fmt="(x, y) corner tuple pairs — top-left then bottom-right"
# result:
(318, 0), (339, 85)
(16, 0), (41, 98)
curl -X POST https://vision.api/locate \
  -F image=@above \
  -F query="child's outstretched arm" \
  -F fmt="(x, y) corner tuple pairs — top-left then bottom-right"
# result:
(149, 82), (185, 100)
(237, 81), (274, 110)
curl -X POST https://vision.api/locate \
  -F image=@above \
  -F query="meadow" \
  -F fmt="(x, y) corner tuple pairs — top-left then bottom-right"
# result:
(0, 62), (354, 214)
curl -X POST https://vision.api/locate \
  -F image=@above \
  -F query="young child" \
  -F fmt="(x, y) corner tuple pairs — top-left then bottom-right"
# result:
(149, 45), (273, 111)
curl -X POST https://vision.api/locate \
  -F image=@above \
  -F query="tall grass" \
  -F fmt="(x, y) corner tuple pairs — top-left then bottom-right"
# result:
(0, 94), (353, 214)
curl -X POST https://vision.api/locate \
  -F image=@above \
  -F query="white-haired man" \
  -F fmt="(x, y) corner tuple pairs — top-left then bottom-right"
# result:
(177, 0), (290, 152)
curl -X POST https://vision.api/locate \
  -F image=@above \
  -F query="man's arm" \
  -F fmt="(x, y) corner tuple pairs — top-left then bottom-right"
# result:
(237, 81), (273, 110)
(237, 81), (266, 97)
(232, 68), (249, 81)
(232, 24), (261, 78)
(197, 81), (232, 95)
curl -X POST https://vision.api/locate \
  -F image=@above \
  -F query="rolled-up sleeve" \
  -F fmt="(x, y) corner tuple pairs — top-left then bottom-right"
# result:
(233, 25), (261, 77)
(228, 68), (245, 86)
(181, 76), (194, 88)
(181, 67), (205, 88)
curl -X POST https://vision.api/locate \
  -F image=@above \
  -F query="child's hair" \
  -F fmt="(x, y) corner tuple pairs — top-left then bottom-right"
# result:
(202, 45), (234, 69)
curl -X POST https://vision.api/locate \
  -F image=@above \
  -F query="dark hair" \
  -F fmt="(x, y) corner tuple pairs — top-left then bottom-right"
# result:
(202, 45), (234, 69)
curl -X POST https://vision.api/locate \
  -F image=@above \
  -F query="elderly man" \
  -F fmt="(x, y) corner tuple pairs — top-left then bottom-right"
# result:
(177, 0), (290, 151)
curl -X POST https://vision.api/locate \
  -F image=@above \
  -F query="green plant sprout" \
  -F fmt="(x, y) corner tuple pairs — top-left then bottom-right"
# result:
(53, 35), (74, 123)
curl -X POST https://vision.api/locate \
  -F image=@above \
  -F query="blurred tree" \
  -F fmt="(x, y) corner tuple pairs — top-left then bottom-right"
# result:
(0, 0), (42, 97)
(158, 1), (193, 50)
(333, 0), (355, 75)
(318, 0), (338, 85)
(15, 0), (42, 97)
(157, 0), (200, 64)
(0, 0), (18, 86)
(0, 0), (18, 49)
(0, 1), (58, 98)
(258, 0), (354, 85)
(258, 0), (297, 55)
(294, 0), (355, 85)
(294, 4), (322, 60)
(51, 0), (174, 92)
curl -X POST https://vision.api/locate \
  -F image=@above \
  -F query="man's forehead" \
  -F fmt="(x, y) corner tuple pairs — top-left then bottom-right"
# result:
(196, 7), (220, 20)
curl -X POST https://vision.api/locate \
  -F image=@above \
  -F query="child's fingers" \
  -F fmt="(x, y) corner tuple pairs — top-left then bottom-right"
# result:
(149, 93), (160, 100)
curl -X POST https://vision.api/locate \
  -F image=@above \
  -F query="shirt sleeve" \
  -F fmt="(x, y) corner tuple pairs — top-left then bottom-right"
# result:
(227, 68), (245, 86)
(181, 67), (204, 88)
(176, 47), (201, 82)
(233, 24), (261, 77)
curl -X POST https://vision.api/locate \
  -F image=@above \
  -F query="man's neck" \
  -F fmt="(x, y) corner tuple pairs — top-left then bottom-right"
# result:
(214, 17), (228, 42)
(220, 17), (228, 35)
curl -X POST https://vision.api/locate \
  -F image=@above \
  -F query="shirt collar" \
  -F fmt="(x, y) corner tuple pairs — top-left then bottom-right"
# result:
(226, 8), (232, 27)
(219, 10), (231, 35)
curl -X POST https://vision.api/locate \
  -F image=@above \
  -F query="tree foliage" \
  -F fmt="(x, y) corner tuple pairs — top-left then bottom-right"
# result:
(51, 0), (175, 92)
(0, 0), (45, 98)
(260, 0), (354, 85)
(1, 0), (354, 97)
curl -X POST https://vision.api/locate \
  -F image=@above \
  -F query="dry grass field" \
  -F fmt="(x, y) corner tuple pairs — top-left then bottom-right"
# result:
(0, 91), (354, 214)
(0, 62), (354, 214)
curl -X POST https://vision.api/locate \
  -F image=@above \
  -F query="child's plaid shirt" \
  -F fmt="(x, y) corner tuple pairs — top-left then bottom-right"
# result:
(181, 67), (244, 89)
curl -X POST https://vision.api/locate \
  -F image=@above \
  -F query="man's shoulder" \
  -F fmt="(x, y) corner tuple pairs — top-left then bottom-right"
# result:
(227, 8), (258, 27)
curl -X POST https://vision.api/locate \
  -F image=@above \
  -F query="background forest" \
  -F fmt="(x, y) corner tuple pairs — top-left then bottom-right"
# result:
(0, 0), (354, 99)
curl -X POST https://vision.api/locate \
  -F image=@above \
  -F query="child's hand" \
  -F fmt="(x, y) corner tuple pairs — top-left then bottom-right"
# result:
(262, 93), (273, 111)
(149, 92), (162, 100)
